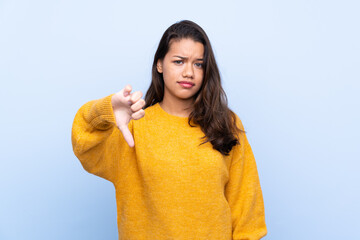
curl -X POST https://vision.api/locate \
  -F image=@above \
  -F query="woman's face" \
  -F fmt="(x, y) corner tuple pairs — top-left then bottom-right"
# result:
(157, 38), (204, 104)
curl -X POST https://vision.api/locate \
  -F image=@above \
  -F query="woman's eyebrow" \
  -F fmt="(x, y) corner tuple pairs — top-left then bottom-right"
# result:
(173, 55), (204, 61)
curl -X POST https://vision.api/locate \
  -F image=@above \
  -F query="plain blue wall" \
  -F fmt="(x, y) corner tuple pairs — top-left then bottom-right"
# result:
(1, 0), (359, 239)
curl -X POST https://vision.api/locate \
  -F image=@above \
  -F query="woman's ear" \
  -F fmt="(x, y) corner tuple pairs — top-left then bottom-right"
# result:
(157, 59), (163, 73)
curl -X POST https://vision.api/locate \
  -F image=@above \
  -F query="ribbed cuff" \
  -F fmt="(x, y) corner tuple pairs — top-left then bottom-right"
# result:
(89, 93), (117, 130)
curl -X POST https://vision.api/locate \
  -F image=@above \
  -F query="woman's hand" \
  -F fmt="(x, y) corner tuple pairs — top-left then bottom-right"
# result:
(111, 84), (145, 147)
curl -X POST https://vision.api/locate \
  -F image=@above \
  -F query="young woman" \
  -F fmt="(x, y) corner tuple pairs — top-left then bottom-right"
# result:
(72, 20), (267, 240)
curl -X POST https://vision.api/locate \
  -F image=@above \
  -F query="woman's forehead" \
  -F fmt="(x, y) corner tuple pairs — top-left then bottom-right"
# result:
(167, 38), (204, 58)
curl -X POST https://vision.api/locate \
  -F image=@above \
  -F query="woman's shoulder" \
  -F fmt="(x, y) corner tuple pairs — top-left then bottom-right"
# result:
(130, 102), (162, 127)
(229, 110), (245, 132)
(142, 102), (161, 120)
(143, 102), (159, 114)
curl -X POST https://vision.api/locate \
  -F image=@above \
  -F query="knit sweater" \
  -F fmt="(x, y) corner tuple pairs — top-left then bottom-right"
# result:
(71, 94), (267, 240)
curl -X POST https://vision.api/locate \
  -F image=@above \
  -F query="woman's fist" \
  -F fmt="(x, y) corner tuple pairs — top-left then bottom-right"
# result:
(111, 85), (145, 147)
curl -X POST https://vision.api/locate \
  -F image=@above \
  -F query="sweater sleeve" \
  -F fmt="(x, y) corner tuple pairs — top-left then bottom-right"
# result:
(225, 116), (267, 240)
(71, 94), (132, 184)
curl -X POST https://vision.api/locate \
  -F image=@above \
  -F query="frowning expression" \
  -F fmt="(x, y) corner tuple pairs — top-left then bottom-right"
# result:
(157, 38), (204, 103)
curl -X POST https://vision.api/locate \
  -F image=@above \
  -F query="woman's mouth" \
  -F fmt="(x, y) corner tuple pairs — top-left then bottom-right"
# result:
(178, 81), (194, 88)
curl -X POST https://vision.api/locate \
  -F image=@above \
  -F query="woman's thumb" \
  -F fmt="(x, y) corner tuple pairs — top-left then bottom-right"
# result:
(118, 123), (134, 148)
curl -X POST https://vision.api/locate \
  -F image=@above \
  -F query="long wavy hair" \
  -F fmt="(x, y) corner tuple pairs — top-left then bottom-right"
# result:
(144, 20), (242, 155)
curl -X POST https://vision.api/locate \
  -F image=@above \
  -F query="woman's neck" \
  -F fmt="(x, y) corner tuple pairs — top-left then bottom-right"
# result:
(159, 97), (194, 118)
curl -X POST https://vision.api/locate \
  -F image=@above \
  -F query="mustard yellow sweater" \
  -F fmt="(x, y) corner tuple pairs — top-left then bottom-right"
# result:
(71, 94), (267, 240)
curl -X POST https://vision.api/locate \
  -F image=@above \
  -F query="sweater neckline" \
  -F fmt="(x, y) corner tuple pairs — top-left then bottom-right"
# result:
(153, 102), (190, 123)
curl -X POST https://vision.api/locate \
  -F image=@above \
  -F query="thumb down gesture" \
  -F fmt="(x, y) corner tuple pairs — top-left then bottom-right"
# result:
(111, 85), (145, 147)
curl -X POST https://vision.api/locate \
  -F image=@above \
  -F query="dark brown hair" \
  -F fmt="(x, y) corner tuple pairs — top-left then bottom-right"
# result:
(144, 20), (242, 155)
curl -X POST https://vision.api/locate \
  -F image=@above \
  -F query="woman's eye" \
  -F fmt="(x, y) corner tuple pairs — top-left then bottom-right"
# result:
(195, 63), (203, 68)
(174, 60), (183, 64)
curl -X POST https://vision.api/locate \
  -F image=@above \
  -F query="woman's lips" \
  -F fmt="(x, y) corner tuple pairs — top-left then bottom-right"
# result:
(178, 81), (194, 88)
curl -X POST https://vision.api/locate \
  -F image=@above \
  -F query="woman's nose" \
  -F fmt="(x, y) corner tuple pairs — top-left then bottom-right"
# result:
(182, 63), (194, 78)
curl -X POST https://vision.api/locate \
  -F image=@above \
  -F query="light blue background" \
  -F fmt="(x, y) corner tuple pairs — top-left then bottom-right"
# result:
(1, 0), (359, 239)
